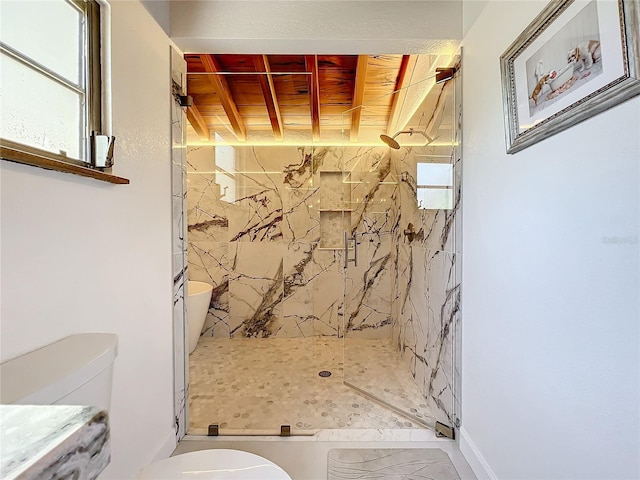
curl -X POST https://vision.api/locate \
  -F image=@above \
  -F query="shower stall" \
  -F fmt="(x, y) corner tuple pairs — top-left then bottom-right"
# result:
(174, 62), (462, 437)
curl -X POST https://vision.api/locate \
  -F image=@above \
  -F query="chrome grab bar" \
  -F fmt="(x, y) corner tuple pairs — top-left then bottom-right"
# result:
(343, 231), (358, 268)
(354, 232), (358, 267)
(344, 232), (348, 269)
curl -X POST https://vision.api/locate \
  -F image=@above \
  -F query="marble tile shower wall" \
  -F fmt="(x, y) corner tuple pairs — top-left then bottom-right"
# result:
(390, 78), (462, 428)
(186, 145), (397, 339)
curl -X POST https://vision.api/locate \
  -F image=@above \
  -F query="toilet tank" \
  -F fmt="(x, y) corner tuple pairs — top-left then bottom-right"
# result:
(0, 333), (118, 410)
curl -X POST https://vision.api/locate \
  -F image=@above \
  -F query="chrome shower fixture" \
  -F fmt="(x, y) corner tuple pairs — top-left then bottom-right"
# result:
(380, 128), (433, 150)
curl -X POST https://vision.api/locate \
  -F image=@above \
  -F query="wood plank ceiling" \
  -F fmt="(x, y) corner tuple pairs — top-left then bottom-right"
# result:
(185, 54), (424, 145)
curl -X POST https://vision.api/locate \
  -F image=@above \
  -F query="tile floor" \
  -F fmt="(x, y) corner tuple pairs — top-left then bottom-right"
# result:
(188, 337), (436, 435)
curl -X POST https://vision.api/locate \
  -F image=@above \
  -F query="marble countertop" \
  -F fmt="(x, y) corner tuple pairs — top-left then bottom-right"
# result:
(0, 405), (110, 480)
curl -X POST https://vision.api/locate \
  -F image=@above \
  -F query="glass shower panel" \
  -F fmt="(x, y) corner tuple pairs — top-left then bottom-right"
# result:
(170, 46), (188, 441)
(340, 69), (461, 431)
(185, 72), (319, 435)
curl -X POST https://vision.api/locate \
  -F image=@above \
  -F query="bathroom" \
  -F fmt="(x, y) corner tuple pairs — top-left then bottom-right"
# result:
(1, 1), (638, 479)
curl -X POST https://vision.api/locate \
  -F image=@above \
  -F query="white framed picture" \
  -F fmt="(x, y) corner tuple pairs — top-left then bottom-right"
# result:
(500, 0), (640, 153)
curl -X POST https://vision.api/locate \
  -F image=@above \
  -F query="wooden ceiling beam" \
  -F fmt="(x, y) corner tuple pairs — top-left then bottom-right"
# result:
(305, 55), (320, 142)
(186, 104), (210, 142)
(350, 55), (369, 142)
(387, 55), (418, 136)
(253, 55), (283, 141)
(199, 54), (246, 141)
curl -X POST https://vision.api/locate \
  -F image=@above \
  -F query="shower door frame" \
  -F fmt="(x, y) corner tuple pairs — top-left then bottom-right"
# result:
(170, 45), (189, 443)
(339, 64), (463, 435)
(173, 63), (463, 439)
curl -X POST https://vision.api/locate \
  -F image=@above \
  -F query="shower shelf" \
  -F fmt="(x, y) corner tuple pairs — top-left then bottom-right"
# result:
(319, 171), (351, 249)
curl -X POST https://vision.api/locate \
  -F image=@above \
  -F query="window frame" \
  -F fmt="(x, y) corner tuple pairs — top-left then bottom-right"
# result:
(0, 0), (125, 183)
(416, 161), (454, 210)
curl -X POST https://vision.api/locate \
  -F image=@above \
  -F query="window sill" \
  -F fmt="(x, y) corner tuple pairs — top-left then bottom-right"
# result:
(1, 144), (130, 185)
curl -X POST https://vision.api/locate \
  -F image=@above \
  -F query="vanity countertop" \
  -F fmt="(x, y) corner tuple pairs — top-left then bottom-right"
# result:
(0, 404), (110, 480)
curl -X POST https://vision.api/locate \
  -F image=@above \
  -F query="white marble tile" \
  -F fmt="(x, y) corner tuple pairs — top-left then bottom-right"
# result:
(310, 248), (344, 336)
(281, 242), (316, 337)
(188, 242), (229, 290)
(228, 188), (283, 242)
(188, 242), (230, 337)
(343, 241), (392, 338)
(281, 187), (319, 243)
(187, 175), (230, 244)
(312, 146), (342, 171)
(228, 242), (284, 337)
(186, 144), (401, 341)
(282, 146), (315, 189)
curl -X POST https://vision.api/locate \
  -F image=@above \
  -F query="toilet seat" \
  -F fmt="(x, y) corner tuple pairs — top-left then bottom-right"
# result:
(137, 449), (292, 479)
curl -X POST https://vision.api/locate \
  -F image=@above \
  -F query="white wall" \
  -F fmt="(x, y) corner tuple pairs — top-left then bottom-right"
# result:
(140, 0), (170, 34)
(170, 0), (462, 54)
(0, 1), (176, 478)
(461, 1), (639, 479)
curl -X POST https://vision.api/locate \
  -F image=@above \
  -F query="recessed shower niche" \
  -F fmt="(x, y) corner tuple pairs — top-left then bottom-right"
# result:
(319, 171), (352, 249)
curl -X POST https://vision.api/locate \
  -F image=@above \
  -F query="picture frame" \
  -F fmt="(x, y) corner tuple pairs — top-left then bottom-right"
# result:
(500, 0), (640, 154)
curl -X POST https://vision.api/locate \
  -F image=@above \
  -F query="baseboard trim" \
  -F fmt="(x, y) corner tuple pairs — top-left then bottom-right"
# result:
(138, 427), (176, 471)
(459, 427), (497, 480)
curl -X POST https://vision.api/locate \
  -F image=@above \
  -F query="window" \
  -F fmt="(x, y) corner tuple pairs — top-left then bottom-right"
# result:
(214, 134), (237, 203)
(416, 161), (454, 210)
(0, 0), (102, 166)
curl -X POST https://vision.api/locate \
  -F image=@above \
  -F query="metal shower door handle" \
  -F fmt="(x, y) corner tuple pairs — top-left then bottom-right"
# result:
(343, 232), (358, 268)
(353, 232), (358, 267)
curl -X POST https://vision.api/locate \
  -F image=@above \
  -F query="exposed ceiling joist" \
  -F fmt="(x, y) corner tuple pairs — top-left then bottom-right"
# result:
(199, 54), (247, 141)
(184, 54), (441, 144)
(186, 104), (210, 142)
(304, 55), (320, 142)
(349, 55), (369, 142)
(253, 55), (283, 141)
(387, 55), (418, 136)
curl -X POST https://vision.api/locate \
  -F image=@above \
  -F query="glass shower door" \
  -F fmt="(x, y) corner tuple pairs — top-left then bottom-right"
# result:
(185, 71), (321, 435)
(340, 66), (461, 432)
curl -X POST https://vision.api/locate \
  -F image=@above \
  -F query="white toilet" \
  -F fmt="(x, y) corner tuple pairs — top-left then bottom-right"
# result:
(0, 333), (291, 480)
(0, 333), (119, 409)
(138, 449), (292, 479)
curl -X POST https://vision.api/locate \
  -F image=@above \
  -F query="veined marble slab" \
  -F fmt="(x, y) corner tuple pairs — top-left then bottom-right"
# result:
(0, 405), (110, 480)
(391, 76), (462, 429)
(187, 145), (395, 340)
(327, 448), (460, 480)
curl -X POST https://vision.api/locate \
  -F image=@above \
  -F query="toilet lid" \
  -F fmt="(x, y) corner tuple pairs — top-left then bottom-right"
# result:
(138, 449), (292, 479)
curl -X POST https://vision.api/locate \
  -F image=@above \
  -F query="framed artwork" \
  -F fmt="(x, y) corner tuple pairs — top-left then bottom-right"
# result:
(500, 0), (640, 153)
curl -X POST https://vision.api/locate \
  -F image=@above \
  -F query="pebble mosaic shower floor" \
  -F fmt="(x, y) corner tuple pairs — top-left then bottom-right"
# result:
(188, 337), (436, 435)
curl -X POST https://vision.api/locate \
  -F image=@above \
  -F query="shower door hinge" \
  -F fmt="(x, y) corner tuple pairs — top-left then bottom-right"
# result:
(208, 424), (219, 436)
(435, 421), (455, 439)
